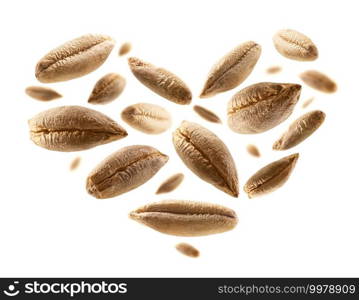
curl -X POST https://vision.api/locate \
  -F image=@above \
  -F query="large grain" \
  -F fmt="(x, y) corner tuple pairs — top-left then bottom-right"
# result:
(86, 145), (168, 199)
(129, 200), (238, 236)
(173, 121), (239, 197)
(227, 82), (301, 134)
(28, 106), (127, 151)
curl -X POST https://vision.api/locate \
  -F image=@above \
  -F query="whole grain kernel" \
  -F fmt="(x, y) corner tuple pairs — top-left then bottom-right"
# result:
(176, 243), (200, 258)
(266, 66), (282, 74)
(86, 145), (168, 199)
(28, 105), (127, 152)
(300, 70), (337, 93)
(25, 86), (62, 101)
(69, 157), (81, 171)
(273, 29), (318, 61)
(173, 121), (239, 197)
(246, 144), (260, 157)
(227, 82), (301, 134)
(193, 105), (222, 123)
(88, 73), (126, 104)
(35, 34), (115, 83)
(244, 153), (299, 198)
(273, 110), (326, 150)
(129, 200), (238, 236)
(156, 173), (184, 194)
(128, 57), (192, 105)
(200, 41), (261, 98)
(121, 103), (171, 134)
(119, 42), (132, 56)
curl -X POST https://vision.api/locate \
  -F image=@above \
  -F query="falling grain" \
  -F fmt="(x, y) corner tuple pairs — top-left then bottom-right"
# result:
(193, 105), (222, 123)
(300, 70), (337, 93)
(88, 73), (126, 104)
(121, 103), (172, 134)
(25, 86), (62, 101)
(119, 42), (132, 56)
(200, 41), (261, 98)
(173, 121), (239, 197)
(86, 145), (168, 199)
(28, 106), (127, 152)
(273, 29), (318, 61)
(156, 173), (184, 194)
(128, 57), (192, 104)
(176, 243), (200, 258)
(244, 153), (299, 198)
(69, 157), (81, 171)
(129, 200), (238, 236)
(227, 82), (301, 134)
(273, 110), (326, 150)
(35, 34), (115, 83)
(246, 144), (260, 157)
(266, 66), (282, 74)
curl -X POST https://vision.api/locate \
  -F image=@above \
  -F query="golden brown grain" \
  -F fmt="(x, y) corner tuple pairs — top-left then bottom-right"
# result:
(266, 66), (282, 74)
(244, 153), (299, 198)
(246, 144), (260, 157)
(86, 145), (168, 199)
(227, 82), (301, 134)
(35, 34), (114, 83)
(118, 42), (132, 56)
(88, 73), (126, 104)
(156, 173), (184, 194)
(25, 86), (62, 101)
(173, 121), (239, 197)
(28, 106), (127, 152)
(128, 57), (192, 104)
(69, 157), (81, 171)
(176, 243), (200, 258)
(129, 200), (238, 236)
(273, 110), (326, 150)
(121, 103), (171, 134)
(200, 41), (261, 98)
(300, 70), (337, 93)
(193, 105), (222, 123)
(273, 29), (318, 61)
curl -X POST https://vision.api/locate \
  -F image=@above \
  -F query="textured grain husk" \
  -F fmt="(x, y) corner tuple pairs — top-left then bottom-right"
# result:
(227, 82), (301, 134)
(244, 153), (299, 198)
(156, 173), (184, 194)
(300, 70), (337, 93)
(273, 29), (318, 61)
(25, 86), (62, 101)
(86, 145), (168, 199)
(88, 73), (126, 104)
(121, 103), (172, 134)
(193, 105), (222, 123)
(129, 200), (238, 236)
(35, 34), (115, 83)
(273, 110), (326, 150)
(200, 41), (261, 98)
(176, 243), (200, 258)
(28, 105), (127, 152)
(172, 121), (239, 197)
(128, 57), (192, 105)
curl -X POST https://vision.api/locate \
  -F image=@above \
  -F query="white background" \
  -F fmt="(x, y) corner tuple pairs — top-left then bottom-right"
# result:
(0, 0), (358, 277)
